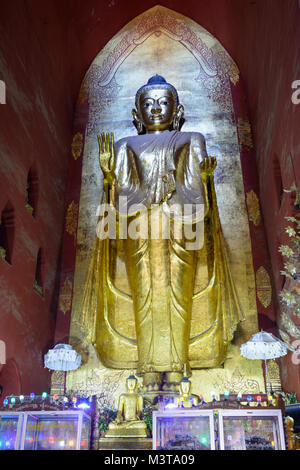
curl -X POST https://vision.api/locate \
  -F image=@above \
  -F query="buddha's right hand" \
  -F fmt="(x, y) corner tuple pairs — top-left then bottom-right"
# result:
(97, 132), (116, 185)
(200, 156), (217, 175)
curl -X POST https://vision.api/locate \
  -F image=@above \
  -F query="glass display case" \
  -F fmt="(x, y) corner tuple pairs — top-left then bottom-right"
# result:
(153, 410), (215, 450)
(19, 410), (91, 450)
(218, 409), (286, 450)
(0, 412), (24, 450)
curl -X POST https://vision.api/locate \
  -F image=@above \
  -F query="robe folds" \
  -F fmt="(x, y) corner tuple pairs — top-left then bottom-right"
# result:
(74, 130), (244, 374)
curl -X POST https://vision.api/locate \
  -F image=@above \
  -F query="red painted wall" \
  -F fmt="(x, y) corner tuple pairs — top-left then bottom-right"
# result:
(232, 0), (300, 397)
(0, 1), (76, 399)
(0, 0), (299, 398)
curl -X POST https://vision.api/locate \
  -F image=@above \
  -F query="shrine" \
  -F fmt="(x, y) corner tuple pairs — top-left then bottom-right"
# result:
(0, 0), (299, 452)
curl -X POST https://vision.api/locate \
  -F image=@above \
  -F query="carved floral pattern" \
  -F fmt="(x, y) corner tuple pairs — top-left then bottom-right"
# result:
(67, 369), (128, 409)
(246, 190), (261, 226)
(86, 75), (122, 135)
(65, 201), (79, 238)
(237, 118), (254, 151)
(71, 132), (84, 161)
(59, 277), (73, 315)
(256, 267), (272, 308)
(77, 83), (88, 106)
(213, 367), (260, 394)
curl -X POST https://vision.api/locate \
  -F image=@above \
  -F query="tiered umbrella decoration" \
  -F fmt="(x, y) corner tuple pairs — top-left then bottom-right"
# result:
(240, 331), (289, 394)
(44, 344), (81, 371)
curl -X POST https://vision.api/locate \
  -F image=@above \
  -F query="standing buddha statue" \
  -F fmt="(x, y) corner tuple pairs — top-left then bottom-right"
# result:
(75, 75), (244, 391)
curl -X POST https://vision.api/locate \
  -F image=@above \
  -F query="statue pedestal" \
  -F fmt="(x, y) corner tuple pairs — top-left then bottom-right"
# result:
(143, 390), (179, 405)
(105, 425), (149, 438)
(99, 437), (153, 451)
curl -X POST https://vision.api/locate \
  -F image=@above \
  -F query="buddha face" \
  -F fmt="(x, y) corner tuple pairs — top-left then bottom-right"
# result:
(136, 87), (177, 133)
(180, 380), (191, 395)
(126, 377), (138, 392)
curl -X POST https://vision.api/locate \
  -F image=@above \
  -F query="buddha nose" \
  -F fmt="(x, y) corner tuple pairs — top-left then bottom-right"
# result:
(151, 104), (162, 114)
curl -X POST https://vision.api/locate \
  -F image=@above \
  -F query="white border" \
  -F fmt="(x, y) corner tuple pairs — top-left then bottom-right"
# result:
(152, 409), (216, 450)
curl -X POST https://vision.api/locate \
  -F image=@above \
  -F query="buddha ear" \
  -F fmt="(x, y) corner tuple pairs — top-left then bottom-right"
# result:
(132, 108), (144, 134)
(173, 104), (184, 131)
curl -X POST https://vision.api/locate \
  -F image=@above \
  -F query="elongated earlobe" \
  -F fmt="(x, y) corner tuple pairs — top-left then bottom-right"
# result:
(132, 108), (144, 134)
(173, 105), (184, 131)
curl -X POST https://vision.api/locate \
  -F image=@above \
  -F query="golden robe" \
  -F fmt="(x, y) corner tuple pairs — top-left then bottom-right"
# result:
(74, 130), (244, 375)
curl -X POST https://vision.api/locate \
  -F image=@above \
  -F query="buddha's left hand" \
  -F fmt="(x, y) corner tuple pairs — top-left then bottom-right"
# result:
(201, 156), (217, 175)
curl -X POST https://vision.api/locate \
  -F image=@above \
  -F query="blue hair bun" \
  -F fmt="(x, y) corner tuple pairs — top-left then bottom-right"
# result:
(135, 75), (179, 109)
(147, 75), (167, 85)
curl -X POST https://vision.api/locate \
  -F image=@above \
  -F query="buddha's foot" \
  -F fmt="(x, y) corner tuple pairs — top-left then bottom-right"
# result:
(162, 372), (183, 391)
(142, 372), (162, 391)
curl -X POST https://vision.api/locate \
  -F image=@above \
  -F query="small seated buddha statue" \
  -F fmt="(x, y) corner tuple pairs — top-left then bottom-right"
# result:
(175, 373), (199, 408)
(105, 373), (149, 438)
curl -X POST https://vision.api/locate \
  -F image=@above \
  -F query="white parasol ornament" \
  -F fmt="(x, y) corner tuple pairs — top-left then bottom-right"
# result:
(240, 331), (289, 393)
(44, 344), (81, 371)
(44, 344), (82, 395)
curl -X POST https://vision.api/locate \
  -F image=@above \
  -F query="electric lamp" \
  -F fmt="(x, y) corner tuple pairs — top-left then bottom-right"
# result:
(256, 395), (262, 405)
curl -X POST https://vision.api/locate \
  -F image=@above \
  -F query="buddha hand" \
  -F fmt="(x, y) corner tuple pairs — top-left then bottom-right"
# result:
(200, 156), (217, 175)
(97, 133), (116, 185)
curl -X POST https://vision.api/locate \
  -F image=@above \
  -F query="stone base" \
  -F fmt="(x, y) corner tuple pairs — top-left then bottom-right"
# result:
(143, 390), (179, 404)
(99, 437), (153, 451)
(105, 428), (149, 438)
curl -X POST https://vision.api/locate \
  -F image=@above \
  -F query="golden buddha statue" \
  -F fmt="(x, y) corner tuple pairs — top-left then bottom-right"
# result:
(175, 375), (199, 408)
(75, 75), (244, 391)
(105, 373), (149, 438)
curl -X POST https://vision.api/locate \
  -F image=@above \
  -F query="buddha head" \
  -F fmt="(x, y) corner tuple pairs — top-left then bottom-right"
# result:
(179, 375), (192, 396)
(126, 373), (138, 393)
(132, 75), (184, 134)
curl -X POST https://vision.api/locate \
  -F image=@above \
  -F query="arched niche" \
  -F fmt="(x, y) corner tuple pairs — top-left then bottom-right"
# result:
(65, 6), (265, 403)
(26, 165), (39, 218)
(34, 247), (45, 297)
(0, 358), (21, 406)
(0, 201), (15, 265)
